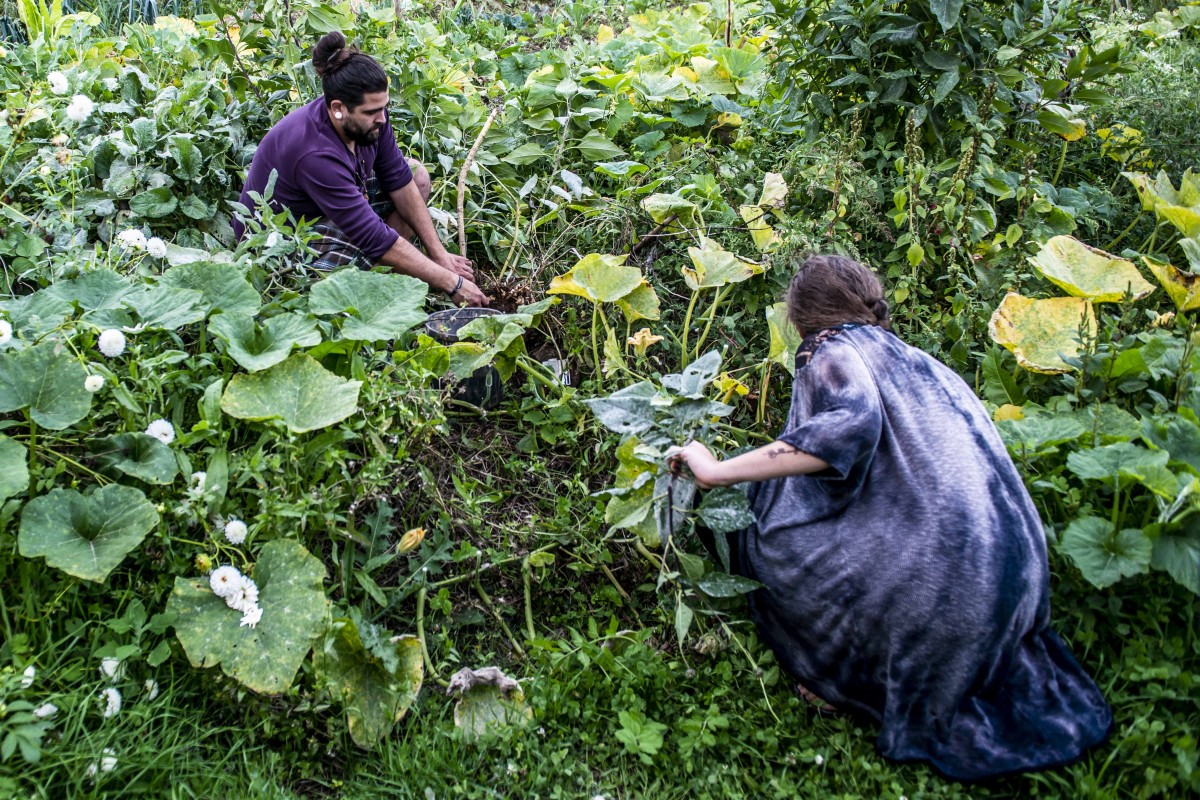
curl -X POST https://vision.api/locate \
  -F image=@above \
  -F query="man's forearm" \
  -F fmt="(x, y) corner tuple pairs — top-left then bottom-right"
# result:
(377, 235), (457, 293)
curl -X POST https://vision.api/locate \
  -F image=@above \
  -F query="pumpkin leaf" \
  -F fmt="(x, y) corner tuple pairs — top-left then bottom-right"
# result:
(1060, 516), (1151, 589)
(89, 433), (180, 484)
(548, 254), (645, 303)
(220, 354), (361, 433)
(209, 313), (322, 372)
(682, 237), (764, 290)
(18, 485), (159, 582)
(987, 292), (1096, 373)
(0, 341), (93, 430)
(167, 539), (328, 694)
(1028, 236), (1154, 302)
(0, 435), (29, 502)
(1144, 257), (1200, 312)
(309, 270), (429, 342)
(160, 262), (261, 317)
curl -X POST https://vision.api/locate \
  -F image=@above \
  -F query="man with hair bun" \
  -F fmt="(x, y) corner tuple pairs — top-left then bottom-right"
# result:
(234, 31), (487, 307)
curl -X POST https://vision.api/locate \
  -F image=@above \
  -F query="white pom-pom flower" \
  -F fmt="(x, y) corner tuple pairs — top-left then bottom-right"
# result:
(144, 679), (159, 700)
(85, 374), (104, 392)
(223, 518), (248, 545)
(66, 94), (93, 123)
(209, 565), (241, 598)
(85, 748), (118, 778)
(99, 657), (121, 682)
(146, 237), (167, 258)
(20, 665), (35, 688)
(0, 319), (12, 345)
(226, 575), (259, 613)
(97, 329), (126, 358)
(100, 686), (121, 718)
(144, 419), (174, 444)
(239, 606), (263, 628)
(47, 70), (68, 95)
(115, 228), (146, 251)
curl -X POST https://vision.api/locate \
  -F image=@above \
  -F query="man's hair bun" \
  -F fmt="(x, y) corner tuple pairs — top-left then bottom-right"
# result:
(313, 31), (351, 78)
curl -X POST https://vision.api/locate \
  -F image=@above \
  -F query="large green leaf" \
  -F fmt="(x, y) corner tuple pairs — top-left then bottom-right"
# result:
(1028, 236), (1154, 303)
(309, 270), (428, 341)
(221, 354), (361, 433)
(548, 254), (645, 304)
(160, 263), (261, 317)
(0, 435), (29, 502)
(209, 313), (321, 372)
(125, 285), (206, 330)
(696, 487), (754, 534)
(129, 187), (178, 218)
(0, 291), (72, 338)
(1067, 442), (1168, 482)
(584, 381), (658, 435)
(0, 341), (93, 430)
(314, 611), (423, 748)
(1060, 516), (1151, 589)
(641, 193), (702, 233)
(18, 485), (159, 582)
(47, 269), (133, 312)
(1151, 524), (1200, 595)
(662, 350), (723, 399)
(573, 130), (625, 161)
(996, 414), (1086, 454)
(89, 433), (179, 485)
(682, 237), (764, 290)
(987, 292), (1096, 374)
(930, 0), (964, 31)
(167, 540), (328, 694)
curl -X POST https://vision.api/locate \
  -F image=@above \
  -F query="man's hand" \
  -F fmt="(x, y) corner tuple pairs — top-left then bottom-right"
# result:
(452, 277), (489, 308)
(665, 441), (724, 489)
(434, 252), (474, 281)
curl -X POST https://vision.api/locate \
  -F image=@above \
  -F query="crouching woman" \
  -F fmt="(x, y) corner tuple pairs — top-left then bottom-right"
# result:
(667, 254), (1111, 780)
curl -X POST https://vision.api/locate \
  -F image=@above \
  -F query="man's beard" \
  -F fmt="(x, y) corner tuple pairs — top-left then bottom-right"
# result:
(345, 119), (383, 146)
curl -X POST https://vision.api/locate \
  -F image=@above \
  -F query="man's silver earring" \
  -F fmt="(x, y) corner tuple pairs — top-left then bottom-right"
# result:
(335, 112), (343, 119)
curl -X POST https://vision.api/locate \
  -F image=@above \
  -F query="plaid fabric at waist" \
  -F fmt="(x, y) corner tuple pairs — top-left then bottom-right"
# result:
(309, 173), (395, 272)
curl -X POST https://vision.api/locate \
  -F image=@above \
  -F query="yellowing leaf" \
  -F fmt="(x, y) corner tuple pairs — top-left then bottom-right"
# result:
(683, 237), (764, 290)
(1144, 257), (1200, 312)
(988, 292), (1096, 374)
(993, 404), (1025, 422)
(1028, 235), (1155, 303)
(1123, 169), (1200, 237)
(614, 283), (661, 322)
(739, 205), (780, 252)
(547, 254), (642, 303)
(715, 112), (742, 128)
(712, 372), (749, 402)
(758, 172), (788, 210)
(766, 302), (803, 376)
(596, 24), (614, 43)
(672, 65), (698, 84)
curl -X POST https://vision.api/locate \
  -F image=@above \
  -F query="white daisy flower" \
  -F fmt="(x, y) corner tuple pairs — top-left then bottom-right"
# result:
(97, 329), (126, 357)
(47, 70), (68, 95)
(143, 679), (159, 701)
(188, 471), (207, 493)
(0, 319), (12, 345)
(225, 575), (259, 613)
(85, 748), (118, 778)
(85, 374), (104, 392)
(239, 605), (263, 628)
(144, 419), (174, 444)
(20, 665), (35, 688)
(66, 94), (94, 123)
(146, 237), (167, 258)
(32, 702), (58, 719)
(223, 518), (248, 545)
(99, 657), (121, 682)
(209, 565), (241, 598)
(100, 686), (121, 718)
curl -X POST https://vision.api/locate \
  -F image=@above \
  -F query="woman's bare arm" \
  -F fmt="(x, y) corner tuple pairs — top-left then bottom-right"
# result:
(666, 440), (830, 489)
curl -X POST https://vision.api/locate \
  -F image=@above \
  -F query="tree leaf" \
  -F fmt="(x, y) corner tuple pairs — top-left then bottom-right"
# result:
(314, 611), (423, 748)
(220, 354), (361, 433)
(160, 263), (261, 317)
(930, 0), (965, 31)
(18, 485), (159, 582)
(89, 433), (180, 484)
(0, 341), (93, 430)
(1028, 236), (1154, 303)
(1059, 516), (1151, 589)
(573, 130), (625, 161)
(209, 313), (321, 372)
(167, 540), (328, 694)
(309, 269), (429, 342)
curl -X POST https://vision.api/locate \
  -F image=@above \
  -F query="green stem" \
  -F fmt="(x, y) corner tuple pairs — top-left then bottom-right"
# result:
(693, 285), (733, 360)
(473, 572), (525, 657)
(591, 303), (603, 388)
(756, 360), (772, 428)
(1052, 138), (1069, 185)
(27, 415), (36, 474)
(522, 556), (536, 642)
(679, 290), (702, 369)
(1106, 210), (1143, 252)
(416, 587), (446, 686)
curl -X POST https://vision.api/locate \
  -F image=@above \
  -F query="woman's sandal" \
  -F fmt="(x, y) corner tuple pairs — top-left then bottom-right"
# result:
(795, 681), (839, 716)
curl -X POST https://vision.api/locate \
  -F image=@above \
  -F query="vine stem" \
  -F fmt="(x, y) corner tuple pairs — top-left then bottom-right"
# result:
(522, 556), (536, 641)
(591, 303), (604, 388)
(1052, 138), (1069, 185)
(473, 571), (525, 657)
(693, 284), (733, 360)
(457, 103), (502, 259)
(679, 290), (702, 369)
(1106, 210), (1143, 252)
(416, 587), (447, 686)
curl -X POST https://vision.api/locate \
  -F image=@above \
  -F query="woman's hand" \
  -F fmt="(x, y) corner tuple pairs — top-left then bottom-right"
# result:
(665, 441), (725, 489)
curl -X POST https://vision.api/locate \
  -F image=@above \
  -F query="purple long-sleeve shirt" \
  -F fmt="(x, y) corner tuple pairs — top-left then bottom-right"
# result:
(233, 98), (413, 261)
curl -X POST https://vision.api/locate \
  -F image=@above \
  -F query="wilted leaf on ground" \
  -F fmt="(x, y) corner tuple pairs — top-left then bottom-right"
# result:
(988, 292), (1096, 373)
(447, 667), (531, 742)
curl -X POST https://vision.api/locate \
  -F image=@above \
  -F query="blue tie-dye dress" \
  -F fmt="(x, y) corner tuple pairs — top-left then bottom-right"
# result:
(737, 324), (1111, 780)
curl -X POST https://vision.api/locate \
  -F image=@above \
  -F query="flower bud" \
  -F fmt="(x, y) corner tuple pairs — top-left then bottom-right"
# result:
(194, 553), (213, 573)
(397, 527), (425, 554)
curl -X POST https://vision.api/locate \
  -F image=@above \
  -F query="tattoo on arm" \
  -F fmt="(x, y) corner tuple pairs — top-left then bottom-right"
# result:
(766, 446), (800, 459)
